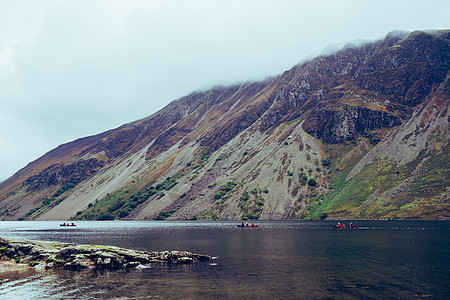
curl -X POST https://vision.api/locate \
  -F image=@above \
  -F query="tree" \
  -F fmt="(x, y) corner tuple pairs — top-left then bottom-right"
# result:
(307, 178), (317, 187)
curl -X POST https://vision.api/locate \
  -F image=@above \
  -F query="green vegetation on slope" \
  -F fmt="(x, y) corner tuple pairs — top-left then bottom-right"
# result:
(73, 152), (213, 221)
(74, 175), (181, 221)
(240, 188), (266, 220)
(392, 144), (450, 218)
(306, 139), (449, 220)
(305, 141), (369, 219)
(199, 181), (239, 220)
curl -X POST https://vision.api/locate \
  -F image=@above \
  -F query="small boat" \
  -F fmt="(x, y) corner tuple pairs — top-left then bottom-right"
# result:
(237, 224), (258, 228)
(60, 223), (76, 227)
(332, 225), (357, 229)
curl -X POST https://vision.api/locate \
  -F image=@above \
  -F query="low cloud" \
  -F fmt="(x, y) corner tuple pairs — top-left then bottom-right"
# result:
(0, 0), (448, 180)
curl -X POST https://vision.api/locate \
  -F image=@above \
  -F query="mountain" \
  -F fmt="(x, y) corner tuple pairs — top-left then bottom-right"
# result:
(1, 30), (448, 221)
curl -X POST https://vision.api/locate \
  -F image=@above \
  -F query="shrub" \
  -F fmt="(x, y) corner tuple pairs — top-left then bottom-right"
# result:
(319, 212), (328, 219)
(308, 178), (317, 187)
(200, 152), (210, 162)
(240, 191), (249, 201)
(155, 209), (176, 220)
(221, 181), (237, 192)
(118, 209), (131, 218)
(98, 212), (114, 220)
(214, 191), (226, 200)
(108, 200), (125, 213)
(248, 214), (259, 220)
(215, 181), (237, 200)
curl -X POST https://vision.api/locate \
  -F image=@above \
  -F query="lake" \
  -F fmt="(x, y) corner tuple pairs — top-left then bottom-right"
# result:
(0, 220), (449, 299)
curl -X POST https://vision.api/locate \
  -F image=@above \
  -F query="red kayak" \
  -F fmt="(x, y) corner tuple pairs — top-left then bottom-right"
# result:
(332, 225), (357, 229)
(237, 224), (258, 228)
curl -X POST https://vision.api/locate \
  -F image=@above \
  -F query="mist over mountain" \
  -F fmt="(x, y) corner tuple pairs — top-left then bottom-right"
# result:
(1, 30), (448, 221)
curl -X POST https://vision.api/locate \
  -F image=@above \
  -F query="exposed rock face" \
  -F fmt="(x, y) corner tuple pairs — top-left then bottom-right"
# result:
(23, 159), (105, 192)
(0, 30), (448, 221)
(304, 105), (402, 143)
(0, 237), (211, 271)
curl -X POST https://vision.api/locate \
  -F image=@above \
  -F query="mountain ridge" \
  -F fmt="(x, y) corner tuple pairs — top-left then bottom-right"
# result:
(1, 29), (448, 221)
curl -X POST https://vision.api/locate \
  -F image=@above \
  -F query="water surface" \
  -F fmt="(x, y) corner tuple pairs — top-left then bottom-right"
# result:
(0, 220), (448, 299)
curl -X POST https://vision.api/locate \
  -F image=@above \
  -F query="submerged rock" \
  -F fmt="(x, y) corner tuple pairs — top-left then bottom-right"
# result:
(0, 237), (211, 271)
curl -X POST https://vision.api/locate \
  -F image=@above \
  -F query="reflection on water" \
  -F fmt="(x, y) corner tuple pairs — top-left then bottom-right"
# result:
(0, 220), (449, 299)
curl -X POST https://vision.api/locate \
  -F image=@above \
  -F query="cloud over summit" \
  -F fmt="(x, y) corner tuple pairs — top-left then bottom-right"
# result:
(0, 0), (449, 181)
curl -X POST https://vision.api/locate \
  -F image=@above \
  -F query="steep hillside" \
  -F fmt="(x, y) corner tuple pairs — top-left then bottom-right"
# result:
(0, 30), (448, 221)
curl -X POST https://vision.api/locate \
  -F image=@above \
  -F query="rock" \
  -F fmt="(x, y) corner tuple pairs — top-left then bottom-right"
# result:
(63, 258), (89, 270)
(176, 257), (193, 264)
(57, 247), (81, 258)
(0, 238), (8, 247)
(0, 237), (212, 271)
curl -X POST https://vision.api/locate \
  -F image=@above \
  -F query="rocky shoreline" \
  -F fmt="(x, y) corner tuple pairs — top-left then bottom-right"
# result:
(0, 237), (211, 271)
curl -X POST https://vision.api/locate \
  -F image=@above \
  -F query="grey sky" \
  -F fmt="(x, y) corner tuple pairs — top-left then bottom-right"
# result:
(0, 0), (448, 181)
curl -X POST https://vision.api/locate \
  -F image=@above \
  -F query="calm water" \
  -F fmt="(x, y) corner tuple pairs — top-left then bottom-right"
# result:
(0, 220), (449, 299)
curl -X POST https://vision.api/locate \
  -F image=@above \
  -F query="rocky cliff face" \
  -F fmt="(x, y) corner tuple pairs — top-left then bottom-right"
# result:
(0, 30), (448, 221)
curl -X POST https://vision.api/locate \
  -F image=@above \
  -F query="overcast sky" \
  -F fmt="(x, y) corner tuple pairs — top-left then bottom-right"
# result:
(0, 0), (448, 181)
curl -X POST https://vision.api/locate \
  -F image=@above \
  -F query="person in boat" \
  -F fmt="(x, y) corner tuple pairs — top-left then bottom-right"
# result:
(241, 222), (245, 227)
(336, 222), (341, 228)
(71, 223), (75, 226)
(252, 223), (255, 227)
(350, 222), (355, 228)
